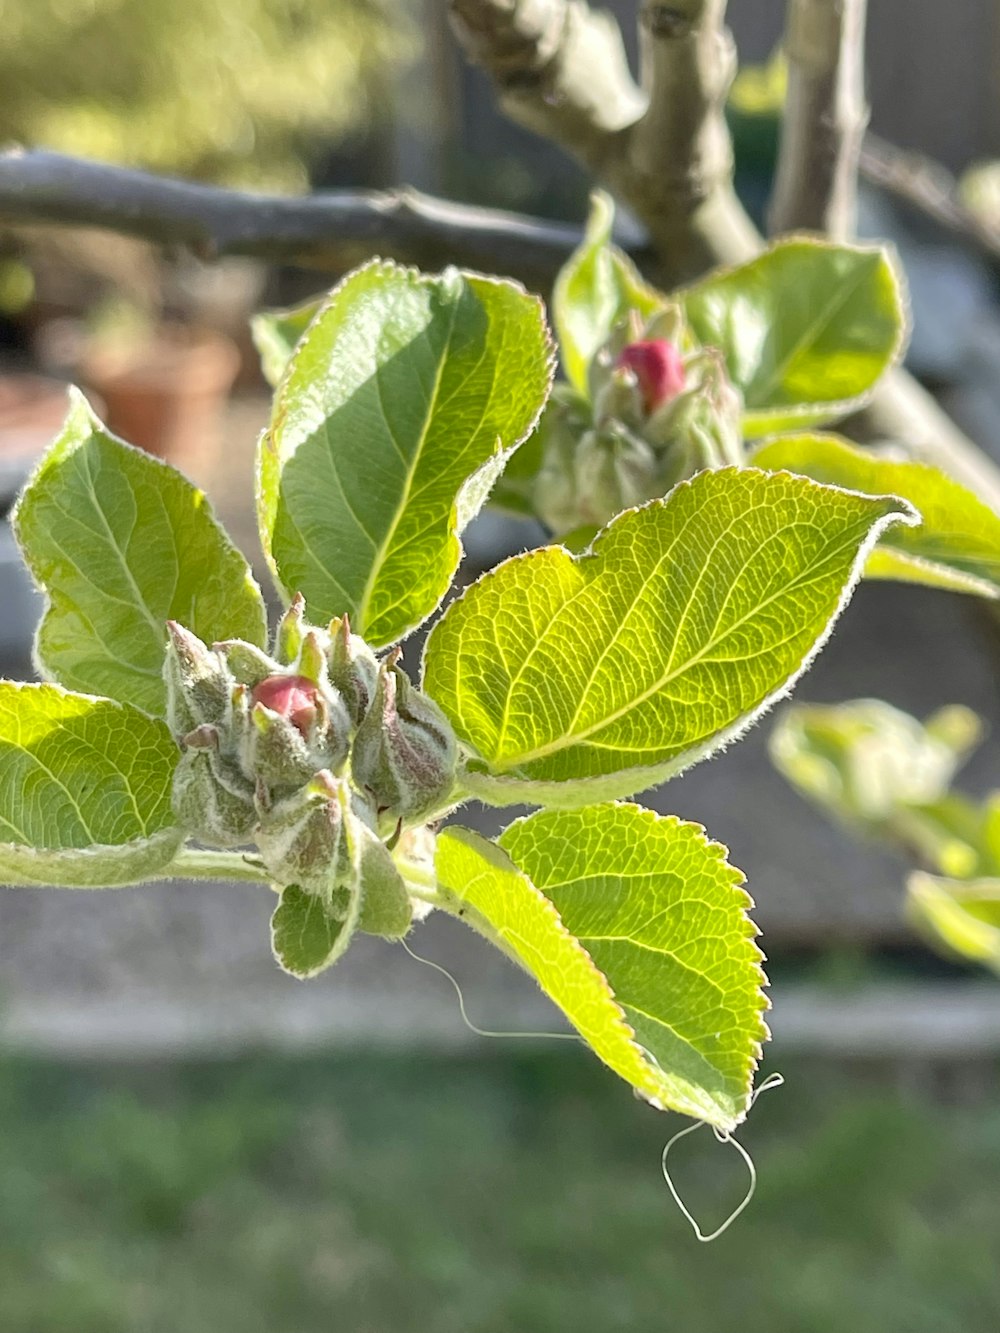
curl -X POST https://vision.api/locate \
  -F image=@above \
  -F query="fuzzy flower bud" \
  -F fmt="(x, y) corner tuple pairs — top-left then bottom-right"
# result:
(351, 659), (457, 824)
(644, 349), (745, 479)
(214, 638), (277, 691)
(255, 770), (359, 903)
(252, 674), (323, 736)
(574, 426), (662, 527)
(616, 339), (686, 414)
(163, 621), (233, 739)
(275, 593), (307, 665)
(239, 673), (351, 791)
(328, 615), (380, 727)
(171, 743), (257, 847)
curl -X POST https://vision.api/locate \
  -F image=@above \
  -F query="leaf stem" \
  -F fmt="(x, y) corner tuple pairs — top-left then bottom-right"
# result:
(151, 847), (274, 885)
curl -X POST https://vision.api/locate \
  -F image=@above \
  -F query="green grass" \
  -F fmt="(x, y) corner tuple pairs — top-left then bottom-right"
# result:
(0, 1051), (998, 1332)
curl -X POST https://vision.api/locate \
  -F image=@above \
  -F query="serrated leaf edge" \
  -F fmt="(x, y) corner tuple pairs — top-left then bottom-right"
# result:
(499, 802), (771, 1118)
(424, 468), (919, 805)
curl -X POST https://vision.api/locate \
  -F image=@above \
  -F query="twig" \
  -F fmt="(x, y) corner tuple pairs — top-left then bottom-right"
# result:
(0, 147), (582, 286)
(451, 0), (759, 284)
(630, 0), (759, 278)
(770, 0), (869, 238)
(860, 132), (1000, 266)
(448, 0), (645, 169)
(450, 0), (1000, 512)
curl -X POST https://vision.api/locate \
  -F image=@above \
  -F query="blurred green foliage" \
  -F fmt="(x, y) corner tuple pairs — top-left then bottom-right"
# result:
(0, 0), (412, 189)
(1, 1051), (999, 1332)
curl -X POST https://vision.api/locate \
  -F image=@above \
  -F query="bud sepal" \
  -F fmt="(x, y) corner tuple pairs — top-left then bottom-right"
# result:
(351, 657), (458, 826)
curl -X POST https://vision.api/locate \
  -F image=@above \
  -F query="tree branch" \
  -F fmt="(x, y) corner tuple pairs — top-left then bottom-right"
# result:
(629, 0), (760, 277)
(860, 132), (1000, 266)
(448, 0), (646, 169)
(451, 0), (759, 284)
(451, 0), (1000, 511)
(770, 0), (869, 238)
(0, 147), (583, 287)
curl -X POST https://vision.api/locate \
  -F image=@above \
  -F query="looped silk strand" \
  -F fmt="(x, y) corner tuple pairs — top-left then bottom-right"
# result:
(400, 937), (580, 1043)
(660, 1072), (785, 1243)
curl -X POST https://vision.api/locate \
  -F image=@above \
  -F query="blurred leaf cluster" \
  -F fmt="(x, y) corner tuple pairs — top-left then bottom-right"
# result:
(772, 699), (1000, 975)
(0, 0), (413, 190)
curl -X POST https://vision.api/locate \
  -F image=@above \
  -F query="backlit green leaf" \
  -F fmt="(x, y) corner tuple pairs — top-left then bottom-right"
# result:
(908, 872), (1000, 975)
(258, 260), (554, 647)
(554, 191), (664, 394)
(424, 468), (916, 806)
(13, 391), (267, 717)
(270, 883), (359, 979)
(438, 812), (767, 1129)
(0, 681), (182, 887)
(251, 295), (322, 387)
(753, 433), (1000, 598)
(679, 240), (908, 436)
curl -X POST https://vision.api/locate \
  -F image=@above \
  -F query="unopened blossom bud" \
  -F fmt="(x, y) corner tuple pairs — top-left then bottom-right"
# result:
(171, 744), (256, 847)
(275, 593), (307, 665)
(163, 621), (233, 739)
(328, 615), (379, 727)
(215, 638), (277, 691)
(255, 770), (359, 903)
(252, 674), (322, 736)
(574, 426), (662, 527)
(351, 660), (457, 824)
(241, 674), (351, 790)
(616, 340), (685, 414)
(295, 629), (328, 686)
(645, 348), (745, 480)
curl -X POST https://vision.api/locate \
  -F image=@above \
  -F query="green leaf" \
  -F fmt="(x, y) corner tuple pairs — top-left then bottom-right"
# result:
(554, 191), (665, 394)
(679, 239), (908, 436)
(907, 873), (1000, 975)
(0, 681), (182, 887)
(424, 468), (917, 806)
(270, 884), (359, 979)
(356, 826), (412, 940)
(251, 295), (322, 387)
(770, 698), (983, 827)
(257, 260), (554, 647)
(769, 698), (992, 875)
(438, 813), (767, 1129)
(13, 391), (267, 717)
(753, 433), (1000, 598)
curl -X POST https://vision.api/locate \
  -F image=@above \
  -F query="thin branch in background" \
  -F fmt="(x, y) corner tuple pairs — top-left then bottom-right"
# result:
(770, 0), (869, 238)
(6, 1), (1000, 511)
(860, 132), (1000, 267)
(0, 147), (582, 287)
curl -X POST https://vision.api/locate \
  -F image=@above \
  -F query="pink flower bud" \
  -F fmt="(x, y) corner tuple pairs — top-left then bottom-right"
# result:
(251, 674), (320, 736)
(615, 340), (685, 413)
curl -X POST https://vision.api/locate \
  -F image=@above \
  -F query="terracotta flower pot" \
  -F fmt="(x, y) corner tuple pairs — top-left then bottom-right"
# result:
(0, 373), (78, 499)
(82, 325), (241, 474)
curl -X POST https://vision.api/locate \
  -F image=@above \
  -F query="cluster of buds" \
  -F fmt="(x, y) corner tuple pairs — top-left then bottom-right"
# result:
(535, 306), (746, 535)
(164, 595), (457, 935)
